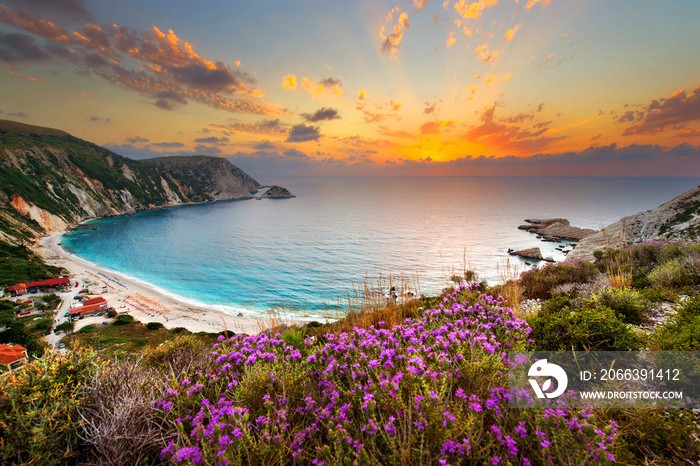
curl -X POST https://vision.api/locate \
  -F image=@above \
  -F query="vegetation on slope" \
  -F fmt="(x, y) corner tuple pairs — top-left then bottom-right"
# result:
(0, 242), (64, 286)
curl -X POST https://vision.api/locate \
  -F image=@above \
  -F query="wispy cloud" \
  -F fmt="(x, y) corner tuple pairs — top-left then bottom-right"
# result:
(377, 125), (416, 139)
(380, 10), (410, 54)
(503, 24), (520, 41)
(622, 87), (700, 136)
(0, 32), (50, 63)
(4, 0), (92, 21)
(208, 119), (288, 136)
(151, 141), (184, 148)
(466, 104), (562, 153)
(525, 0), (551, 10)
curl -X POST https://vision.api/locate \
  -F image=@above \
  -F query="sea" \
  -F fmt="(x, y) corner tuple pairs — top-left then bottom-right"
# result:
(60, 176), (699, 320)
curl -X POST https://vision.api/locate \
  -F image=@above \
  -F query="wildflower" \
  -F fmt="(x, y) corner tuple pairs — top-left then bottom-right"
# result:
(173, 446), (203, 464)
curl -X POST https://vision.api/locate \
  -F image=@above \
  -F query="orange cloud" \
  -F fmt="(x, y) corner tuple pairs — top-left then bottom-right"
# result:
(622, 87), (700, 136)
(420, 120), (456, 135)
(504, 25), (520, 41)
(358, 89), (366, 100)
(0, 9), (287, 116)
(483, 72), (511, 84)
(525, 0), (551, 9)
(475, 43), (500, 63)
(301, 77), (343, 97)
(282, 74), (296, 90)
(0, 5), (71, 42)
(453, 0), (498, 20)
(413, 0), (430, 11)
(378, 125), (416, 139)
(380, 9), (410, 54)
(7, 70), (44, 83)
(466, 104), (562, 154)
(446, 31), (456, 47)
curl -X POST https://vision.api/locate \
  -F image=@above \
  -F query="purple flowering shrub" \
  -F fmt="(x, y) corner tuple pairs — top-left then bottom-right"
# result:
(161, 286), (619, 465)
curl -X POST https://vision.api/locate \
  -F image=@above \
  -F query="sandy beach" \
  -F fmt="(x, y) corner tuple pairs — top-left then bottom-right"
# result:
(35, 231), (279, 335)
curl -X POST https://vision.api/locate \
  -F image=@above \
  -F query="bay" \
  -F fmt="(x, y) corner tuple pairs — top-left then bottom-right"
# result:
(61, 176), (699, 318)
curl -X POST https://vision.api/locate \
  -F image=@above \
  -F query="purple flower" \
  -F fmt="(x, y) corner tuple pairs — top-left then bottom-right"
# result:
(173, 446), (203, 464)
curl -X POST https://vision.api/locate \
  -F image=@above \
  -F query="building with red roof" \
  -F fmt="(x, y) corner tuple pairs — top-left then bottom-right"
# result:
(7, 277), (71, 296)
(0, 343), (28, 372)
(69, 296), (108, 317)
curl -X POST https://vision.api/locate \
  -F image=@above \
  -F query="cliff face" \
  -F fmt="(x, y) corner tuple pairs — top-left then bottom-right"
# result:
(569, 185), (700, 260)
(0, 119), (263, 243)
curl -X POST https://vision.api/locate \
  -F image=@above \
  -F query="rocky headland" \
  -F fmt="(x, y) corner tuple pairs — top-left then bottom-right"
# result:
(569, 185), (700, 260)
(517, 218), (597, 242)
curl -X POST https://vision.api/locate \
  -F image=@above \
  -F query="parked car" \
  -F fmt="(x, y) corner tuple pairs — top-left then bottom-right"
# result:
(58, 343), (65, 349)
(102, 321), (109, 325)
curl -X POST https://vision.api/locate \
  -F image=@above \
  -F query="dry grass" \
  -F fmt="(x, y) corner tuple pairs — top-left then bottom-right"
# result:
(321, 274), (423, 335)
(496, 257), (522, 315)
(607, 268), (632, 289)
(77, 359), (175, 465)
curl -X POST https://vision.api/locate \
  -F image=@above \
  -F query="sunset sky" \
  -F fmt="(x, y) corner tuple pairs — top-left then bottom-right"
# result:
(1, 0), (699, 176)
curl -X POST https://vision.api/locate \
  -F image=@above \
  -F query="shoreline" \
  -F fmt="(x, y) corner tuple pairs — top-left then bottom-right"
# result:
(35, 231), (280, 335)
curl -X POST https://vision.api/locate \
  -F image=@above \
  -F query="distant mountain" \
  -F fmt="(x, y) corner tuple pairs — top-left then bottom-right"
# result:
(569, 185), (700, 259)
(0, 119), (266, 244)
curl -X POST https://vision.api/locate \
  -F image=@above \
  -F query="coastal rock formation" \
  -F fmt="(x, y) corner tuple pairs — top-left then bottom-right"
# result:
(148, 156), (260, 202)
(509, 247), (554, 262)
(260, 186), (295, 199)
(569, 185), (700, 260)
(0, 119), (289, 244)
(518, 218), (597, 242)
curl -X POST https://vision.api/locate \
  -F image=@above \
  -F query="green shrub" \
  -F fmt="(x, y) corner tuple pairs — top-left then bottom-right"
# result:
(145, 322), (164, 330)
(592, 287), (648, 324)
(528, 305), (642, 351)
(106, 309), (117, 318)
(170, 327), (187, 334)
(56, 321), (74, 333)
(652, 296), (700, 350)
(0, 348), (100, 464)
(32, 317), (53, 331)
(648, 253), (700, 288)
(520, 259), (599, 299)
(113, 314), (134, 326)
(641, 287), (678, 303)
(79, 324), (96, 334)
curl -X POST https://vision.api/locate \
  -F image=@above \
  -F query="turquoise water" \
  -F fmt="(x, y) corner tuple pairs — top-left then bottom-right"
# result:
(61, 176), (699, 318)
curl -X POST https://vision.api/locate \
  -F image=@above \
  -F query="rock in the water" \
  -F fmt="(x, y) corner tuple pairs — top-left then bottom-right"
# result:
(260, 185), (295, 198)
(509, 247), (556, 262)
(518, 218), (597, 242)
(510, 247), (544, 260)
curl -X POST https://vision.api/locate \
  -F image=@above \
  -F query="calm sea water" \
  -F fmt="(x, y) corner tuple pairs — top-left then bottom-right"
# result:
(61, 177), (699, 318)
